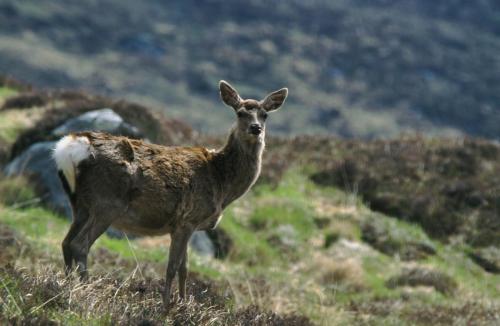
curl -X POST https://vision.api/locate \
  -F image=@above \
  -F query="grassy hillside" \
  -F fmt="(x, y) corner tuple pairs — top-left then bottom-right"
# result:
(0, 1), (499, 138)
(1, 87), (500, 325)
(2, 168), (500, 325)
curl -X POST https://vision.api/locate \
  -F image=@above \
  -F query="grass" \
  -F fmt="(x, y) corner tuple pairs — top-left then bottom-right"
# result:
(1, 169), (500, 325)
(0, 108), (44, 145)
(219, 213), (281, 267)
(0, 86), (17, 99)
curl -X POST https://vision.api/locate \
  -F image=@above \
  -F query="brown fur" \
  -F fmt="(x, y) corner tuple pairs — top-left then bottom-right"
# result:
(58, 81), (288, 310)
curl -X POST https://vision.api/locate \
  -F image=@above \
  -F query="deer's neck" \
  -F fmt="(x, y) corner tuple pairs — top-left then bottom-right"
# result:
(215, 127), (264, 207)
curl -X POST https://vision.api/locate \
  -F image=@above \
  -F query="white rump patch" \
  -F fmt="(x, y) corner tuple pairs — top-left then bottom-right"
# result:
(53, 135), (91, 193)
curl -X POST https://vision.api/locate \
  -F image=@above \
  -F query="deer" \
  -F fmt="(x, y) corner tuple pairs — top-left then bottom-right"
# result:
(52, 80), (288, 309)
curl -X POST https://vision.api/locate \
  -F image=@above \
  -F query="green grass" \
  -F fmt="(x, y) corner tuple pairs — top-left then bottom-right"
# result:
(0, 86), (17, 99)
(219, 210), (281, 266)
(426, 245), (500, 299)
(1, 206), (67, 241)
(249, 201), (316, 241)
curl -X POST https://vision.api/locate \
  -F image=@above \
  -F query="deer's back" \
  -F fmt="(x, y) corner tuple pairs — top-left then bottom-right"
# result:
(75, 132), (218, 235)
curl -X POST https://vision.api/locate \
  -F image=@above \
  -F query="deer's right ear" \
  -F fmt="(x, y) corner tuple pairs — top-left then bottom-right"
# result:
(219, 80), (241, 110)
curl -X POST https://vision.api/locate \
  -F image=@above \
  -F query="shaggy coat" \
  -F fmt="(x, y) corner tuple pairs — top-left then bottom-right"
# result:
(53, 80), (288, 309)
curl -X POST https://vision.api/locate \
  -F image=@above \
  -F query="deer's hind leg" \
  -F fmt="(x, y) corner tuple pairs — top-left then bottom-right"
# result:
(69, 207), (117, 280)
(178, 250), (188, 300)
(62, 207), (89, 275)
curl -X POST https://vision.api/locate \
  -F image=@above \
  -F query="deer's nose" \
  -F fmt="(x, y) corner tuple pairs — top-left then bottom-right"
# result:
(249, 124), (262, 135)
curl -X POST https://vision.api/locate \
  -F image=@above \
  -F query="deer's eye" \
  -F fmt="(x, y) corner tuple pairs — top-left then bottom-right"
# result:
(237, 111), (245, 118)
(261, 112), (268, 120)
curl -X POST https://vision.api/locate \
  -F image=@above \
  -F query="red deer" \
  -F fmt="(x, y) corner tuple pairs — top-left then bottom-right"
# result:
(53, 81), (288, 309)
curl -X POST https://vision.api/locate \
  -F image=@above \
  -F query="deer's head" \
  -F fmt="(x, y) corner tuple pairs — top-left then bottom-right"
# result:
(219, 80), (288, 142)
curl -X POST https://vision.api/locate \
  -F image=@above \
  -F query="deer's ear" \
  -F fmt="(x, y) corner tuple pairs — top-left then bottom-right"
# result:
(219, 80), (241, 110)
(261, 88), (288, 112)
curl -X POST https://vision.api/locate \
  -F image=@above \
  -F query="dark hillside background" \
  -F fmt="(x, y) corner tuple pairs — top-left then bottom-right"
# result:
(0, 0), (499, 137)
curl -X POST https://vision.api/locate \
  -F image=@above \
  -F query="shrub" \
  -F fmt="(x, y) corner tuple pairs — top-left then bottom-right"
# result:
(386, 267), (457, 295)
(1, 92), (48, 110)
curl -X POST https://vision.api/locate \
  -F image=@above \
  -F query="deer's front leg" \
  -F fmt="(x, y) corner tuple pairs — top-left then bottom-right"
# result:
(164, 227), (192, 310)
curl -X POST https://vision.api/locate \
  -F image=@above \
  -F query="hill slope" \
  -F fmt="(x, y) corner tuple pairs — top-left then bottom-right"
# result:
(0, 0), (499, 138)
(1, 84), (500, 325)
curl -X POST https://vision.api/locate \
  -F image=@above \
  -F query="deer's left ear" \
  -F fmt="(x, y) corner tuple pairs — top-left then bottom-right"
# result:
(261, 88), (288, 112)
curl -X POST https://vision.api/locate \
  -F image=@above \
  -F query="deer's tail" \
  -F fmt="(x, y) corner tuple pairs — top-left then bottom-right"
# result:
(53, 135), (91, 194)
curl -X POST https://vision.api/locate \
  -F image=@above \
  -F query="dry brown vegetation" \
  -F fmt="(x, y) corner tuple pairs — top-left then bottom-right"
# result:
(0, 223), (313, 326)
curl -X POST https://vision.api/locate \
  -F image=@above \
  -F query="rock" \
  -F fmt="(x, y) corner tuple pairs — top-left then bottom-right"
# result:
(4, 141), (69, 216)
(189, 232), (215, 257)
(267, 224), (298, 251)
(328, 238), (379, 261)
(51, 108), (142, 138)
(386, 267), (457, 295)
(205, 228), (233, 259)
(468, 246), (500, 274)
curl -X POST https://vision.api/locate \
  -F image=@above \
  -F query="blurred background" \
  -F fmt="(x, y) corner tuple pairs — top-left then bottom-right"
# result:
(1, 1), (500, 325)
(1, 0), (499, 138)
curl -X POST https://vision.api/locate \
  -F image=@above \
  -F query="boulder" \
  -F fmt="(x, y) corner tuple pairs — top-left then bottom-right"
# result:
(189, 232), (215, 257)
(4, 141), (68, 215)
(51, 108), (142, 138)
